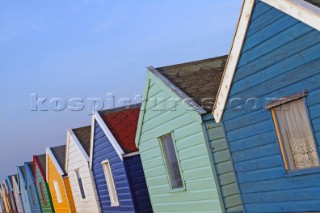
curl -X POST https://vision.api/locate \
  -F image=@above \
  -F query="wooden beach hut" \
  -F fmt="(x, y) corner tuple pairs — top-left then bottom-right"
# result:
(135, 56), (243, 212)
(65, 126), (101, 213)
(46, 145), (76, 213)
(213, 0), (320, 212)
(33, 154), (55, 212)
(90, 104), (153, 213)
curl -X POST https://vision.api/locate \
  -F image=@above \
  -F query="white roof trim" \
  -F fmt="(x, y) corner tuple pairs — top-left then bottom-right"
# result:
(93, 111), (125, 161)
(89, 113), (96, 169)
(46, 147), (65, 177)
(123, 151), (140, 158)
(68, 129), (90, 162)
(262, 0), (320, 31)
(213, 0), (255, 123)
(213, 0), (320, 123)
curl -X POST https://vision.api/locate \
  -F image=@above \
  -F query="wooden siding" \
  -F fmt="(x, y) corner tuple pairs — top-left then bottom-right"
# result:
(11, 177), (24, 213)
(35, 164), (55, 213)
(0, 195), (4, 213)
(124, 155), (153, 213)
(222, 1), (320, 212)
(202, 114), (243, 213)
(25, 164), (42, 213)
(17, 168), (32, 213)
(92, 121), (136, 213)
(0, 189), (9, 213)
(137, 72), (223, 213)
(66, 136), (101, 213)
(47, 155), (76, 213)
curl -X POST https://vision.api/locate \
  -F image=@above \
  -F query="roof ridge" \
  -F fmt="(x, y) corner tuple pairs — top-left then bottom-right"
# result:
(156, 55), (228, 70)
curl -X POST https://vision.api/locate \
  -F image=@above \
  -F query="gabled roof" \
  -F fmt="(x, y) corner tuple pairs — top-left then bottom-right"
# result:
(99, 104), (140, 153)
(150, 56), (227, 113)
(72, 126), (91, 156)
(27, 161), (34, 175)
(213, 0), (320, 122)
(46, 145), (67, 177)
(50, 145), (67, 174)
(18, 166), (26, 182)
(34, 154), (47, 180)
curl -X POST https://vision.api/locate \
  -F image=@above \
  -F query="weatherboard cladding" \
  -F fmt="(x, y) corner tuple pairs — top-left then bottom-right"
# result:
(5, 178), (17, 213)
(67, 126), (101, 213)
(157, 56), (227, 111)
(11, 175), (24, 213)
(92, 105), (152, 213)
(136, 56), (243, 212)
(72, 126), (91, 156)
(92, 120), (136, 213)
(17, 166), (32, 213)
(137, 57), (243, 212)
(47, 146), (76, 213)
(221, 1), (320, 212)
(34, 155), (55, 213)
(25, 162), (42, 213)
(124, 155), (152, 213)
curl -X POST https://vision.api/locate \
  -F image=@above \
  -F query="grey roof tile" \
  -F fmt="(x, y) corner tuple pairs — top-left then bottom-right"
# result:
(36, 154), (47, 178)
(72, 126), (91, 156)
(50, 145), (67, 175)
(156, 56), (227, 112)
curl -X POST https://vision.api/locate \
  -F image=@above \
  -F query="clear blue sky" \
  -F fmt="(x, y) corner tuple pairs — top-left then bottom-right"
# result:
(0, 0), (242, 180)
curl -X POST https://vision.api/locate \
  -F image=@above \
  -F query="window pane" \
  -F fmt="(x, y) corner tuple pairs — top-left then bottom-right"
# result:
(53, 181), (62, 203)
(76, 171), (86, 199)
(39, 183), (46, 205)
(274, 98), (319, 170)
(160, 134), (183, 189)
(102, 161), (119, 206)
(29, 186), (35, 205)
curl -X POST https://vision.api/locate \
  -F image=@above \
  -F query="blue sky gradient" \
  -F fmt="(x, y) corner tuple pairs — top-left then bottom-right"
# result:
(0, 0), (242, 180)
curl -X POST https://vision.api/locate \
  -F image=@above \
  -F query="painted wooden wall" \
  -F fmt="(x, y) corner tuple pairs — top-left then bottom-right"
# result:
(124, 154), (153, 213)
(202, 114), (243, 212)
(0, 193), (4, 213)
(66, 135), (101, 213)
(137, 72), (223, 212)
(92, 121), (136, 213)
(34, 163), (55, 212)
(222, 1), (320, 212)
(0, 187), (9, 213)
(0, 192), (4, 213)
(11, 176), (24, 213)
(47, 156), (76, 213)
(24, 163), (42, 213)
(17, 167), (32, 213)
(5, 178), (18, 213)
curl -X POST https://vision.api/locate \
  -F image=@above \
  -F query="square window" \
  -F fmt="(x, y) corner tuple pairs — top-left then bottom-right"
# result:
(271, 98), (320, 171)
(159, 133), (184, 189)
(102, 161), (119, 206)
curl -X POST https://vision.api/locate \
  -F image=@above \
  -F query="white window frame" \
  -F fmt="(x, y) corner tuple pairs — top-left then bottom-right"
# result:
(101, 160), (119, 207)
(53, 180), (62, 203)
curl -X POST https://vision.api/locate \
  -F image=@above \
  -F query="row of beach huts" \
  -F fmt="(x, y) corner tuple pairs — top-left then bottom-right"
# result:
(1, 0), (320, 212)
